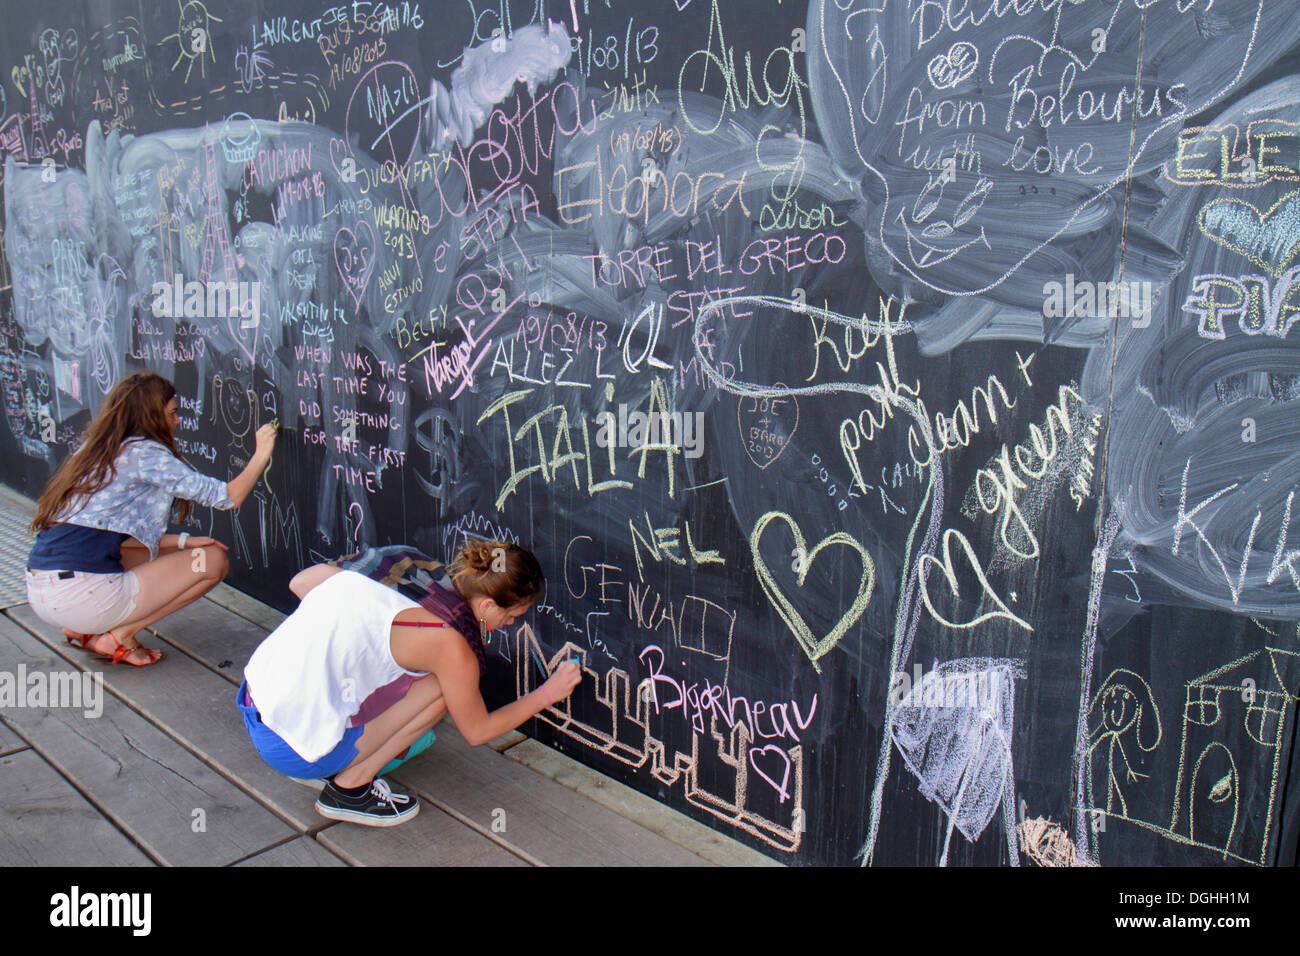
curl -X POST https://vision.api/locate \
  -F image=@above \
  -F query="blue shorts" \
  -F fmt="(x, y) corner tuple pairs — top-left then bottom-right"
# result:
(236, 681), (364, 779)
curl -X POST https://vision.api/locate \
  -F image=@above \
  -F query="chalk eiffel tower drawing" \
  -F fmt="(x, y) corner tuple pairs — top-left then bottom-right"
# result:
(27, 82), (48, 160)
(199, 139), (234, 285)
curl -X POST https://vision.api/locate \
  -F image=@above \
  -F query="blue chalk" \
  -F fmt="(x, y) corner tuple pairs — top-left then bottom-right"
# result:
(527, 643), (549, 676)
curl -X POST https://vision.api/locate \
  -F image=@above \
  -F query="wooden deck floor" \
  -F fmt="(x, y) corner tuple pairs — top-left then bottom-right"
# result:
(0, 487), (772, 867)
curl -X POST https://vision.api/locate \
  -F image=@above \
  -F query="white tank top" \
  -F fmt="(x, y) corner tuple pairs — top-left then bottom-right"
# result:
(245, 570), (427, 761)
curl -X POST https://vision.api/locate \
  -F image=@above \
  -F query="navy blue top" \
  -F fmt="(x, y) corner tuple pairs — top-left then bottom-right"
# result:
(28, 523), (130, 573)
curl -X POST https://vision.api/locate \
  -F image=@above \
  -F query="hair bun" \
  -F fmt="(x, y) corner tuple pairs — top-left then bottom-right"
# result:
(449, 538), (545, 608)
(461, 540), (496, 572)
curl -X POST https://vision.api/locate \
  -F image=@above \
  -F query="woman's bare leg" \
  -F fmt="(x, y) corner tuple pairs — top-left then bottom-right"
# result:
(333, 673), (446, 788)
(82, 545), (229, 664)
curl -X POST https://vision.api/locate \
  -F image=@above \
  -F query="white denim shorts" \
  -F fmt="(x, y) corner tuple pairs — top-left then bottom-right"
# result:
(26, 568), (141, 635)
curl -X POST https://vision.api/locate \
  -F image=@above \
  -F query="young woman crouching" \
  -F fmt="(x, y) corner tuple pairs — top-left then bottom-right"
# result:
(238, 540), (581, 825)
(27, 373), (276, 665)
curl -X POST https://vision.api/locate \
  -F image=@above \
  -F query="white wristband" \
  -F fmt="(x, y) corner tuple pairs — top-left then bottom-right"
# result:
(177, 533), (189, 550)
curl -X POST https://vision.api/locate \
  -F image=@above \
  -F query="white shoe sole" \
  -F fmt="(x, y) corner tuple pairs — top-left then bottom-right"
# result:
(314, 800), (420, 827)
(289, 776), (327, 789)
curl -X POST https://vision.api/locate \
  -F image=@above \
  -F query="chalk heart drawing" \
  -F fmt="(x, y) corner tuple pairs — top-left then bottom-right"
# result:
(737, 386), (798, 470)
(226, 292), (257, 366)
(749, 745), (792, 802)
(750, 511), (875, 674)
(1197, 190), (1300, 278)
(334, 221), (376, 310)
(926, 41), (978, 90)
(917, 529), (1031, 632)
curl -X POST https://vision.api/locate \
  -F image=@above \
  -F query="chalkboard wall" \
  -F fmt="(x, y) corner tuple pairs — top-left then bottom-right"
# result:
(2, 0), (1298, 866)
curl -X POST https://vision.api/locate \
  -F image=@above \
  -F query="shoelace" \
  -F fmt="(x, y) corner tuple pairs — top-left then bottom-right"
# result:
(370, 779), (411, 807)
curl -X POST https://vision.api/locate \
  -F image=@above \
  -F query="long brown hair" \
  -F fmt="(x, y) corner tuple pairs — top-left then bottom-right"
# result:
(30, 373), (192, 532)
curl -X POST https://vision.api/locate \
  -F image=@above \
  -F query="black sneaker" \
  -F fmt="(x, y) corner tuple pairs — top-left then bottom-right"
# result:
(314, 778), (420, 827)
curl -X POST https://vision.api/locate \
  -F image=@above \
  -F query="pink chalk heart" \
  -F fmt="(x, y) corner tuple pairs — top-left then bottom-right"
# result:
(334, 221), (376, 310)
(749, 745), (792, 802)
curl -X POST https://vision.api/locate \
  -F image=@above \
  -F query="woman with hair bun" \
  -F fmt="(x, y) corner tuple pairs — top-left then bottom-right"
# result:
(26, 372), (277, 666)
(237, 538), (581, 827)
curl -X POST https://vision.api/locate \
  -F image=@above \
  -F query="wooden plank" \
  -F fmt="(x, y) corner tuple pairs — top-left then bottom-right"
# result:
(143, 599), (271, 684)
(316, 800), (529, 867)
(0, 618), (295, 866)
(504, 738), (780, 867)
(0, 615), (297, 866)
(0, 718), (28, 756)
(233, 835), (349, 867)
(6, 604), (325, 833)
(205, 582), (287, 633)
(391, 722), (713, 867)
(488, 730), (527, 752)
(0, 749), (154, 866)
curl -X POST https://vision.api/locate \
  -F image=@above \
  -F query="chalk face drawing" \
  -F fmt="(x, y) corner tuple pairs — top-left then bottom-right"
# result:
(2, 0), (1300, 866)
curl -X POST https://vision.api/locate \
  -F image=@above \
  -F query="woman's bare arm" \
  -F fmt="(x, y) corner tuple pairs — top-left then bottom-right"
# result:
(405, 633), (581, 746)
(226, 424), (278, 507)
(289, 564), (342, 600)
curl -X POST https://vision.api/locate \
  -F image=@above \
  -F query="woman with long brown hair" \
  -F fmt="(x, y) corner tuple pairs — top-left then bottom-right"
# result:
(238, 539), (581, 826)
(26, 372), (277, 666)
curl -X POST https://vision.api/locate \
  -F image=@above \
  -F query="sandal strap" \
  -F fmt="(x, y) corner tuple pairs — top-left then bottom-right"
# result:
(100, 631), (129, 664)
(96, 631), (160, 666)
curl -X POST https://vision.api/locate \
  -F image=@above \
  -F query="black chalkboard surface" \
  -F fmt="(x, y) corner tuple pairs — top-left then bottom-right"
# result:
(1, 0), (1298, 866)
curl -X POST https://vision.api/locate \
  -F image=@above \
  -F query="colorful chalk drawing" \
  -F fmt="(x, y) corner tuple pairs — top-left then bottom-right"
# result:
(1, 0), (1299, 867)
(513, 625), (806, 852)
(1197, 191), (1300, 278)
